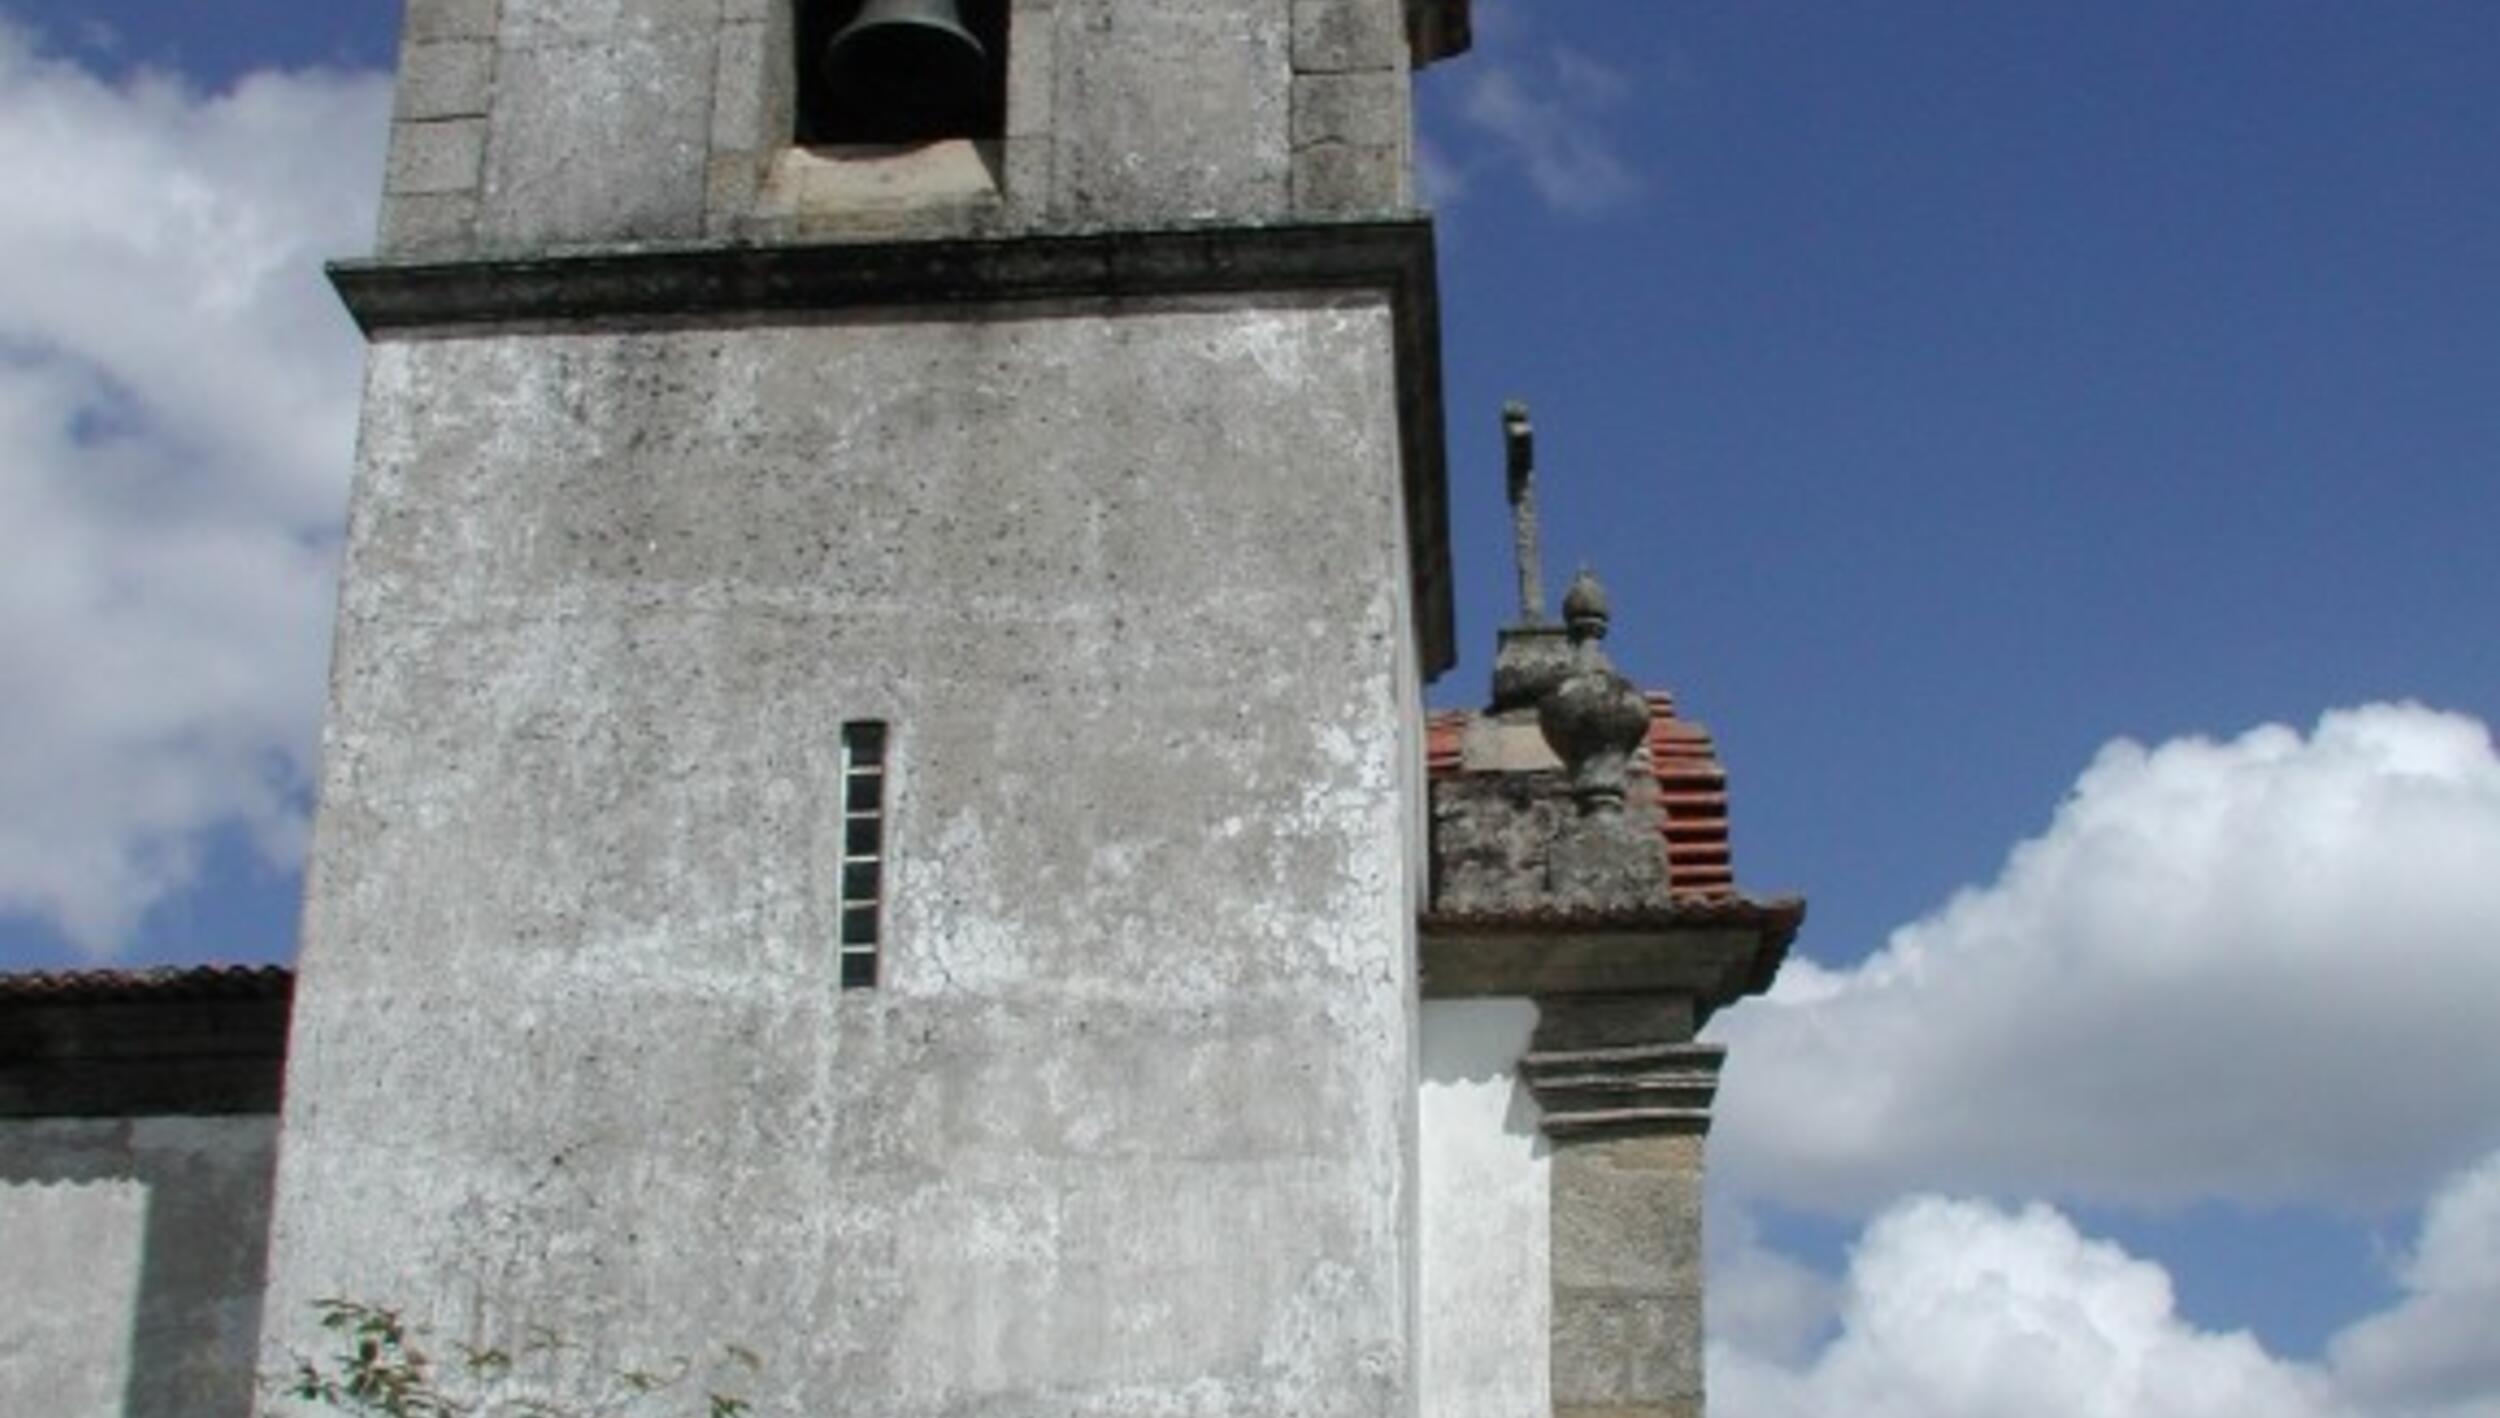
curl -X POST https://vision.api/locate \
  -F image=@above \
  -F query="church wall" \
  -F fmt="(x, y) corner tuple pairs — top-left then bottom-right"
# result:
(1418, 997), (1550, 1418)
(379, 0), (1416, 257)
(262, 292), (1421, 1415)
(0, 1115), (277, 1418)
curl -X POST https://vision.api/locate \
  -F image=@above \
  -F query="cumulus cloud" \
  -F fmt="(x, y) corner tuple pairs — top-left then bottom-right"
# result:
(1712, 1196), (2348, 1418)
(1712, 703), (2500, 1211)
(1715, 1152), (2500, 1418)
(2328, 1150), (2500, 1416)
(1706, 1208), (1839, 1370)
(0, 21), (389, 952)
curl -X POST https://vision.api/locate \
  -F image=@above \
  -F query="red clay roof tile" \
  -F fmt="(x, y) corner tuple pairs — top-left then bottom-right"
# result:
(1429, 689), (1740, 900)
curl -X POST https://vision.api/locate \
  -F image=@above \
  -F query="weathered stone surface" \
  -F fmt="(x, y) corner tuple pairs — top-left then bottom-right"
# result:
(1488, 625), (1575, 711)
(1294, 68), (1407, 147)
(1294, 140), (1409, 214)
(476, 29), (716, 247)
(377, 190), (480, 255)
(1003, 0), (1057, 140)
(499, 0), (718, 45)
(706, 19), (781, 155)
(1431, 768), (1676, 912)
(1550, 1134), (1708, 1416)
(394, 40), (494, 121)
(374, 0), (1429, 253)
(404, 0), (499, 44)
(1295, 0), (1408, 73)
(0, 1116), (277, 1418)
(1050, 0), (1292, 223)
(262, 298), (1422, 1416)
(383, 117), (487, 196)
(1548, 806), (1673, 903)
(326, 223), (1457, 679)
(1529, 994), (1697, 1054)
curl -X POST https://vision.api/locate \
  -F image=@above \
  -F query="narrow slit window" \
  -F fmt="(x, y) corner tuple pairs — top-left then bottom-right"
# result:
(838, 720), (887, 989)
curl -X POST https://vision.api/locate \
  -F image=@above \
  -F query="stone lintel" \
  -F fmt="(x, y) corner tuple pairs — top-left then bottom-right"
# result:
(327, 218), (1456, 679)
(1417, 913), (1794, 1016)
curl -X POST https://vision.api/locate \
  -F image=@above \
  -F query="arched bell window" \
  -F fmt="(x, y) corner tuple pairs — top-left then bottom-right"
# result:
(796, 0), (1010, 146)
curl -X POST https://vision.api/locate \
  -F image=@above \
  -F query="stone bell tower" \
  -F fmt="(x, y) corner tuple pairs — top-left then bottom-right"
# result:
(260, 1), (1469, 1414)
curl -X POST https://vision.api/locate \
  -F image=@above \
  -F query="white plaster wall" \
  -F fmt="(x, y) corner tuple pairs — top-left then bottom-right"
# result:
(0, 1167), (145, 1415)
(1419, 997), (1549, 1418)
(264, 295), (1420, 1416)
(0, 1116), (278, 1418)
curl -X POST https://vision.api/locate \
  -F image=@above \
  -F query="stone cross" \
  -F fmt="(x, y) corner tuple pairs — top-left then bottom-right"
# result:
(1503, 400), (1545, 624)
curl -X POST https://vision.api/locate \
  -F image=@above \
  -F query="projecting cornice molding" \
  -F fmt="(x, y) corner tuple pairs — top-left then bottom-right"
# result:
(1522, 1039), (1723, 1140)
(1417, 896), (1801, 1017)
(328, 219), (1456, 678)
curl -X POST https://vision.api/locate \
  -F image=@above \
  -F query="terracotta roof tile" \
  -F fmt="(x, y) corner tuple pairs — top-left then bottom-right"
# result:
(1428, 690), (1740, 899)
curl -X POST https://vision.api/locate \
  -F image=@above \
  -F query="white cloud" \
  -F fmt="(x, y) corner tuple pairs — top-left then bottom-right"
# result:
(1706, 1208), (1838, 1369)
(1715, 1152), (2500, 1418)
(1413, 132), (1465, 210)
(0, 22), (389, 952)
(1431, 4), (1642, 219)
(1712, 703), (2500, 1212)
(2329, 1151), (2500, 1417)
(1712, 1196), (2349, 1418)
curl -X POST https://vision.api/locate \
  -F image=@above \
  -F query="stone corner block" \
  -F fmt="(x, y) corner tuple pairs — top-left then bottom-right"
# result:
(403, 0), (499, 43)
(1293, 69), (1408, 149)
(1294, 142), (1409, 216)
(710, 19), (790, 156)
(377, 190), (480, 256)
(1293, 0), (1408, 73)
(385, 117), (489, 196)
(395, 40), (495, 122)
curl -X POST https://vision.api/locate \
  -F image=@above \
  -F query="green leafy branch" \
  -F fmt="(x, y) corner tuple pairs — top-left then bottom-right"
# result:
(273, 1299), (758, 1418)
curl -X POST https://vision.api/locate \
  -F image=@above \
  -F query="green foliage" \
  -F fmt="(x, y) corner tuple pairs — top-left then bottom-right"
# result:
(273, 1299), (758, 1418)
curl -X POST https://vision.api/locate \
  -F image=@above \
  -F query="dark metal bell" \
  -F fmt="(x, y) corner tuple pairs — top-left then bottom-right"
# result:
(821, 0), (991, 141)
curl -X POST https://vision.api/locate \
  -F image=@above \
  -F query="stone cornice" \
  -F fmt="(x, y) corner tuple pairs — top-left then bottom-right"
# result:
(1522, 1040), (1723, 1139)
(328, 220), (1455, 677)
(1416, 896), (1800, 1013)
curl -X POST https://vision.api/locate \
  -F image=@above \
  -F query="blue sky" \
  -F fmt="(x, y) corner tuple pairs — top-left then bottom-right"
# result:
(2, 3), (2496, 1413)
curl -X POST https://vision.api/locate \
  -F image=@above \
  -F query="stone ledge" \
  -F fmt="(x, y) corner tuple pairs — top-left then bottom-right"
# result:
(1524, 1040), (1723, 1139)
(328, 218), (1456, 678)
(1417, 899), (1800, 1011)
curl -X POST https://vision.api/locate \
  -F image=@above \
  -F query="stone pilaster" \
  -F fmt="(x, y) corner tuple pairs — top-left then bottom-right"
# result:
(1526, 1000), (1720, 1418)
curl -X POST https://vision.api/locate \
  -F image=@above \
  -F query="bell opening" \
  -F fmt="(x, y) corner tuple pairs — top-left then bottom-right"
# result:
(798, 0), (1009, 147)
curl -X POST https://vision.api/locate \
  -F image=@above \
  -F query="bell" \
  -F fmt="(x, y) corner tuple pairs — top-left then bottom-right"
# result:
(820, 0), (991, 141)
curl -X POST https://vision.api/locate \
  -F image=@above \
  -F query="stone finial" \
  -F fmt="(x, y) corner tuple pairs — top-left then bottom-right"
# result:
(1538, 568), (1649, 813)
(1560, 564), (1609, 638)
